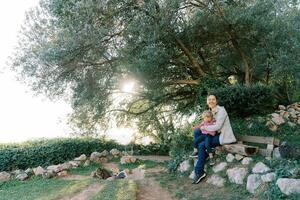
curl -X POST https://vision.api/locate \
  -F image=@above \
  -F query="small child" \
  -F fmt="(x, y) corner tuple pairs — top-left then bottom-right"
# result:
(190, 110), (216, 166)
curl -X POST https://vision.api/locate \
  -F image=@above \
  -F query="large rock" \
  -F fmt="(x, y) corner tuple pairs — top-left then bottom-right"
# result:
(266, 120), (278, 132)
(247, 174), (263, 194)
(212, 162), (228, 173)
(189, 171), (196, 180)
(261, 172), (276, 183)
(16, 173), (29, 181)
(120, 156), (137, 164)
(57, 171), (68, 177)
(91, 168), (111, 179)
(110, 149), (120, 157)
(206, 174), (225, 187)
(252, 162), (271, 174)
(287, 122), (296, 127)
(178, 160), (191, 173)
(276, 178), (300, 195)
(90, 152), (102, 162)
(226, 153), (235, 162)
(33, 166), (46, 176)
(0, 171), (11, 181)
(47, 165), (64, 173)
(235, 154), (244, 161)
(12, 169), (23, 176)
(68, 161), (81, 168)
(84, 160), (91, 167)
(241, 157), (253, 165)
(99, 150), (109, 157)
(60, 162), (73, 170)
(25, 168), (34, 176)
(42, 170), (56, 179)
(278, 105), (286, 110)
(99, 157), (109, 163)
(271, 113), (285, 125)
(74, 154), (87, 162)
(226, 167), (248, 184)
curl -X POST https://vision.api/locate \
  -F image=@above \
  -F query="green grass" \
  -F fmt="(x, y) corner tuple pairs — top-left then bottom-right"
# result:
(68, 162), (101, 176)
(90, 180), (137, 200)
(0, 176), (93, 200)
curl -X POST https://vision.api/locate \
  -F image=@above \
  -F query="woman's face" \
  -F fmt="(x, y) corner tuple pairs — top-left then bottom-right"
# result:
(207, 95), (217, 109)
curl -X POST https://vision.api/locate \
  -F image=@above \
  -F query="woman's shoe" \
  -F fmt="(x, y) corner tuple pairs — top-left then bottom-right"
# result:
(192, 172), (206, 184)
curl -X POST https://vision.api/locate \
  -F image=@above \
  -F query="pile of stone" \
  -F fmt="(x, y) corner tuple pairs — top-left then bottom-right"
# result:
(266, 102), (300, 131)
(178, 153), (300, 196)
(0, 148), (122, 182)
(120, 155), (137, 164)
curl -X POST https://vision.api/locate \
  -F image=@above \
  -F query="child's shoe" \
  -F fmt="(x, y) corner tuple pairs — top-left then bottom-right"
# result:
(189, 151), (198, 158)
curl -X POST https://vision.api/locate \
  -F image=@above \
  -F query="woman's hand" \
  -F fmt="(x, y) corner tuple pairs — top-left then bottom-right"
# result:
(200, 126), (205, 131)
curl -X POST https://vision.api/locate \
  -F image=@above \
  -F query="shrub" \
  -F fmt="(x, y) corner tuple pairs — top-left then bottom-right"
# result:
(209, 84), (276, 117)
(0, 137), (122, 171)
(167, 129), (193, 172)
(0, 137), (169, 171)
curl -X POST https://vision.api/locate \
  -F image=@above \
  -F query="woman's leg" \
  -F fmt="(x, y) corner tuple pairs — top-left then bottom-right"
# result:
(193, 128), (203, 149)
(194, 135), (220, 175)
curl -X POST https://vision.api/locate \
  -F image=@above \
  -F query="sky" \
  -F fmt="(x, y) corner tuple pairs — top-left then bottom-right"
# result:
(0, 0), (74, 143)
(0, 0), (139, 144)
(0, 0), (138, 144)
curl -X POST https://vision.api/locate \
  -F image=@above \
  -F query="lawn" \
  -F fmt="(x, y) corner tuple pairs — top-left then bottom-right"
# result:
(0, 176), (93, 200)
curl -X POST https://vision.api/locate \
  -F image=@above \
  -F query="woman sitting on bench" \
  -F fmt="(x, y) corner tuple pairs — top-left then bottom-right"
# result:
(192, 95), (237, 184)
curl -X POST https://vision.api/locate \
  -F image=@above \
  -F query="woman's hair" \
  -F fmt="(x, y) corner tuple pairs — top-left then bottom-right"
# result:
(207, 94), (217, 101)
(202, 110), (213, 119)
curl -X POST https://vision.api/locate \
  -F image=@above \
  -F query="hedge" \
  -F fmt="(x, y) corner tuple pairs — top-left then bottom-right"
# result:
(0, 138), (169, 171)
(209, 84), (276, 117)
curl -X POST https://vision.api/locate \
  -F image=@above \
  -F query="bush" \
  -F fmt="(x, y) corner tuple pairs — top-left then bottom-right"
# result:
(167, 129), (193, 172)
(0, 138), (169, 171)
(0, 138), (122, 171)
(132, 143), (169, 156)
(209, 84), (276, 117)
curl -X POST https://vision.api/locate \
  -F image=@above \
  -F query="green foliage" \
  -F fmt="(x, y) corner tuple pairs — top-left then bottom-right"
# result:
(0, 138), (121, 171)
(0, 138), (169, 171)
(11, 0), (300, 135)
(90, 180), (137, 200)
(132, 143), (169, 156)
(231, 117), (300, 148)
(210, 84), (276, 117)
(167, 129), (193, 172)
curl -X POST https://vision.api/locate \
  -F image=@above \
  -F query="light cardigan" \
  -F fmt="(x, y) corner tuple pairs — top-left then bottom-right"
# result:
(203, 105), (236, 145)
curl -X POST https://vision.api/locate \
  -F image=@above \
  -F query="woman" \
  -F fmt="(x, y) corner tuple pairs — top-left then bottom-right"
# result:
(193, 95), (236, 184)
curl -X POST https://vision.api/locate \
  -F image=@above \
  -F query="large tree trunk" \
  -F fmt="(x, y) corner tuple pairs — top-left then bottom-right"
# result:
(175, 38), (206, 76)
(212, 0), (252, 85)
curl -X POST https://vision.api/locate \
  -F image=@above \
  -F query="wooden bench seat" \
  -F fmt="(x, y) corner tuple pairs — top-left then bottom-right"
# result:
(220, 135), (280, 157)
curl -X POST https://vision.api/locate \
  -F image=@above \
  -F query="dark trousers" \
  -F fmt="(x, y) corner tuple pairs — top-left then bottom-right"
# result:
(193, 128), (213, 153)
(193, 128), (220, 175)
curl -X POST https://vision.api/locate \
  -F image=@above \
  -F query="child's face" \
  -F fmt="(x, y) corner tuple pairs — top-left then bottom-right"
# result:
(204, 116), (213, 122)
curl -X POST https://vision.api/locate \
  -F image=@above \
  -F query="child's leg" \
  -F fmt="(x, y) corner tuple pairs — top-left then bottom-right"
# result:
(204, 135), (213, 154)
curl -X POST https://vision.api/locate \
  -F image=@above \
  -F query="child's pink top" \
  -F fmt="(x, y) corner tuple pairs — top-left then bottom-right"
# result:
(197, 120), (216, 136)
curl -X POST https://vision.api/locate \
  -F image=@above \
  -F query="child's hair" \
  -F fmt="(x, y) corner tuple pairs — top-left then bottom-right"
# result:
(202, 110), (213, 119)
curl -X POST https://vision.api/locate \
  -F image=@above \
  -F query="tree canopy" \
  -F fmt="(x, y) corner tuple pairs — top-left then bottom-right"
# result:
(12, 0), (300, 138)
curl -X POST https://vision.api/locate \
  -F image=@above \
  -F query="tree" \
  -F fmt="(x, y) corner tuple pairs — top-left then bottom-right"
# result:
(11, 0), (300, 135)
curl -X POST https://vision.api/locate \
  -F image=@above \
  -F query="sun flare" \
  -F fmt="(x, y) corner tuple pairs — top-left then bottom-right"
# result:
(122, 81), (135, 93)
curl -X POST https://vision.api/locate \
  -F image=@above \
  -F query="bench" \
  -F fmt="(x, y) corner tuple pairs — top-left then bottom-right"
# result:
(221, 135), (280, 157)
